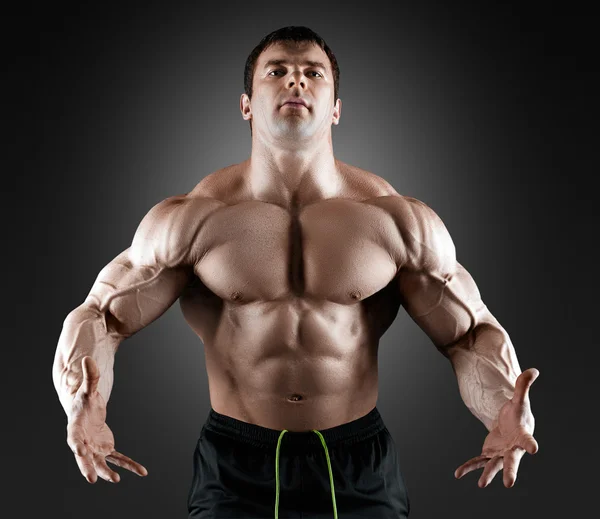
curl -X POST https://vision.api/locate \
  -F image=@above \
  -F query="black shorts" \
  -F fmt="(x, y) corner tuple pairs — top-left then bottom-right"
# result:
(187, 406), (411, 518)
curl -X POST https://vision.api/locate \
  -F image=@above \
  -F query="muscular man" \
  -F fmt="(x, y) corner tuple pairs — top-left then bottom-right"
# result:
(53, 26), (539, 518)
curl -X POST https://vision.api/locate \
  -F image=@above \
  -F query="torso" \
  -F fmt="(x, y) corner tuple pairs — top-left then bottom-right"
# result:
(178, 160), (408, 431)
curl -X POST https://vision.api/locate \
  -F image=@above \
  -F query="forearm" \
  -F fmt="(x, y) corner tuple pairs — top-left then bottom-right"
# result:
(446, 319), (522, 431)
(52, 303), (124, 419)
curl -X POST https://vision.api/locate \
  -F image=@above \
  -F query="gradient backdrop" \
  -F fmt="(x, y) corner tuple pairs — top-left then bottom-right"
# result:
(9, 2), (596, 518)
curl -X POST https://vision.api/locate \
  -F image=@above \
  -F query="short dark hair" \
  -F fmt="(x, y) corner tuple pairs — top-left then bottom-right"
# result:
(243, 26), (340, 133)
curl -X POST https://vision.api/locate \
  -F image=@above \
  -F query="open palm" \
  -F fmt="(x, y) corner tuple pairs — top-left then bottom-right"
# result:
(66, 356), (148, 483)
(455, 368), (540, 488)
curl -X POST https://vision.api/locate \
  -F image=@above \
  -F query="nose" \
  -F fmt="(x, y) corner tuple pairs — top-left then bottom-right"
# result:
(287, 71), (306, 90)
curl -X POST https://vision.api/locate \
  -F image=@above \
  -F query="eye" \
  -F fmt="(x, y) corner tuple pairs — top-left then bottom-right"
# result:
(268, 69), (284, 76)
(308, 71), (323, 78)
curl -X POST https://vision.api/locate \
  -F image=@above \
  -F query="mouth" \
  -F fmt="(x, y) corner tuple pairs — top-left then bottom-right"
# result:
(283, 102), (307, 109)
(281, 99), (308, 109)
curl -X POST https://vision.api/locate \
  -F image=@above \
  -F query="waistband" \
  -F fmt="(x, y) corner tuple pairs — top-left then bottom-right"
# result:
(203, 406), (386, 450)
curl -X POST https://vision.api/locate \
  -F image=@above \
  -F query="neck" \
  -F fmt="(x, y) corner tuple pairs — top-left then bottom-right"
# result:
(247, 130), (342, 207)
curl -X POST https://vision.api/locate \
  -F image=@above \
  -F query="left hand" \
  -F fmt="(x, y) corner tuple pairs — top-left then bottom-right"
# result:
(454, 368), (540, 488)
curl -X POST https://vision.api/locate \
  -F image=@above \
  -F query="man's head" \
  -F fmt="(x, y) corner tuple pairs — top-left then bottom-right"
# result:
(240, 26), (341, 140)
(244, 26), (340, 104)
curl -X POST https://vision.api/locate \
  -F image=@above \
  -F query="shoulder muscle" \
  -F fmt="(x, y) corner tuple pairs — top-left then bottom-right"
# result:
(130, 194), (224, 268)
(369, 194), (456, 274)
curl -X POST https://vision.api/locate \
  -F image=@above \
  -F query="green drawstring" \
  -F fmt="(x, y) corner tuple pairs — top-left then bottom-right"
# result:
(274, 429), (338, 519)
(274, 430), (287, 518)
(312, 430), (339, 519)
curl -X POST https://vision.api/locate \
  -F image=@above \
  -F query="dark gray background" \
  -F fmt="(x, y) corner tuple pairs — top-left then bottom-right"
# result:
(8, 1), (596, 518)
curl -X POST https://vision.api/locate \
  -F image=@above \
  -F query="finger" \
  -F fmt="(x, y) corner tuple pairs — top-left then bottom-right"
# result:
(66, 425), (88, 458)
(67, 424), (96, 483)
(106, 450), (149, 477)
(503, 447), (526, 488)
(513, 368), (540, 405)
(81, 356), (100, 397)
(455, 455), (490, 479)
(74, 450), (98, 483)
(518, 433), (539, 455)
(478, 456), (503, 488)
(93, 453), (121, 483)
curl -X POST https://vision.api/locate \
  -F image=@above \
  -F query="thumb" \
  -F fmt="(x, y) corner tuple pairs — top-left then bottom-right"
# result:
(80, 356), (100, 397)
(513, 368), (540, 405)
(519, 433), (539, 455)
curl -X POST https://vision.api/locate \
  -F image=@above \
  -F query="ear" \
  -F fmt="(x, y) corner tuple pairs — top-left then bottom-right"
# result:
(240, 93), (252, 121)
(332, 98), (342, 125)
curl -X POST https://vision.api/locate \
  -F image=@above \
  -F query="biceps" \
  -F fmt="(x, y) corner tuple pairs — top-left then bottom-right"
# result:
(85, 248), (192, 337)
(397, 262), (488, 349)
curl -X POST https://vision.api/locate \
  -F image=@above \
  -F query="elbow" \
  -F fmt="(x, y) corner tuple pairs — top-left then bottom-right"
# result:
(81, 298), (130, 337)
(103, 309), (133, 339)
(64, 301), (127, 342)
(443, 321), (508, 362)
(64, 301), (103, 326)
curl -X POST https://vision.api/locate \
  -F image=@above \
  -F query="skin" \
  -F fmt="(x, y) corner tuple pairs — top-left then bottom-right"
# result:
(53, 41), (539, 489)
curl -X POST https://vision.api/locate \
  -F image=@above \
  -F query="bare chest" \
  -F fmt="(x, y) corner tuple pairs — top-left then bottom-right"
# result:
(195, 199), (401, 304)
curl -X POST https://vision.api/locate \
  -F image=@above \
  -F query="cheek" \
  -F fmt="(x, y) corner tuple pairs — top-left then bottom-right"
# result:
(252, 97), (270, 117)
(256, 92), (277, 112)
(315, 98), (334, 120)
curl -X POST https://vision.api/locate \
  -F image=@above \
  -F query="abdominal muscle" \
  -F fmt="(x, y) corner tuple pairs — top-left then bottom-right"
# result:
(185, 296), (381, 432)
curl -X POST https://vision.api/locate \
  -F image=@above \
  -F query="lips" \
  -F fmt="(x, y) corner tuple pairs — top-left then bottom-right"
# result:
(282, 98), (308, 108)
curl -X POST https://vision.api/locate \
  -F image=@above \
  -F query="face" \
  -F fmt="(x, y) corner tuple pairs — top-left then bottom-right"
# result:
(240, 41), (341, 143)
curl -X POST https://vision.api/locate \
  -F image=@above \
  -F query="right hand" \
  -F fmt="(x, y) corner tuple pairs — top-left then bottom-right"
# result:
(66, 356), (149, 483)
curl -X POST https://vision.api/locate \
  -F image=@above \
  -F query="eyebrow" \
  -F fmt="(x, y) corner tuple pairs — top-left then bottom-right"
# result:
(262, 59), (328, 71)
